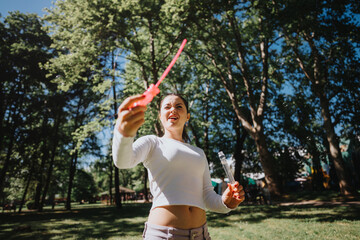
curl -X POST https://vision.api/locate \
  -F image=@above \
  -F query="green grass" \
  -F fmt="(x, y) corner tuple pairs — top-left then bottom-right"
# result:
(208, 204), (360, 240)
(1, 197), (359, 240)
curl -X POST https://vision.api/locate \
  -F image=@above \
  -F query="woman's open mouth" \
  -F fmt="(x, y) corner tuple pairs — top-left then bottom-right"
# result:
(168, 115), (178, 121)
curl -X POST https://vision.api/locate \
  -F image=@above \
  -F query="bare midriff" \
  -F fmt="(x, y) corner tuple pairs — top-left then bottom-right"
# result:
(147, 205), (207, 229)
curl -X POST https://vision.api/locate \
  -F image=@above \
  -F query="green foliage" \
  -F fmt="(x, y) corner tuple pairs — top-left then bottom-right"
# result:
(90, 156), (112, 194)
(1, 0), (360, 207)
(72, 169), (98, 202)
(0, 11), (62, 204)
(272, 146), (304, 184)
(2, 176), (24, 202)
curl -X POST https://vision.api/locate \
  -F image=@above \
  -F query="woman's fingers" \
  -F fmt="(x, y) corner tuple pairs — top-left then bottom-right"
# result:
(234, 183), (245, 200)
(229, 182), (241, 193)
(118, 94), (145, 112)
(223, 182), (245, 206)
(237, 194), (245, 202)
(222, 182), (245, 208)
(227, 183), (233, 194)
(233, 189), (245, 199)
(233, 184), (243, 194)
(119, 111), (145, 128)
(117, 95), (147, 137)
(121, 106), (147, 121)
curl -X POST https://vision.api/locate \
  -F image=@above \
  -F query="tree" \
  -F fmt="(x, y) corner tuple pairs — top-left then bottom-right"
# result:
(0, 12), (56, 202)
(274, 90), (328, 190)
(185, 0), (285, 196)
(72, 169), (98, 203)
(44, 0), (119, 208)
(44, 0), (197, 207)
(277, 0), (360, 195)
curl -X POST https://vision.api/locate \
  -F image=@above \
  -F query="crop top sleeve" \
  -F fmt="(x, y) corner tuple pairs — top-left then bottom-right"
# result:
(112, 121), (157, 169)
(202, 156), (232, 213)
(112, 122), (232, 214)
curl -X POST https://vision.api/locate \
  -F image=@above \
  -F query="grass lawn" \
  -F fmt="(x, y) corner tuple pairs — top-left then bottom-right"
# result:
(1, 193), (359, 240)
(208, 204), (360, 240)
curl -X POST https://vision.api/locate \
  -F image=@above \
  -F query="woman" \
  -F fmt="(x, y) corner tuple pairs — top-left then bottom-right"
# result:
(112, 93), (245, 239)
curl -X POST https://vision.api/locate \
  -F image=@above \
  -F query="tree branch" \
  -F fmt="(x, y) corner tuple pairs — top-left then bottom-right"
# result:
(226, 9), (258, 124)
(257, 21), (269, 123)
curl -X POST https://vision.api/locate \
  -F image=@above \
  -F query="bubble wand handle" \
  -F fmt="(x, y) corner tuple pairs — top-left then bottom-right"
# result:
(218, 151), (235, 184)
(131, 39), (187, 108)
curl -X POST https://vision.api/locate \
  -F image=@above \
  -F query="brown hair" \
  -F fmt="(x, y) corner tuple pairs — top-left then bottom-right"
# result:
(159, 93), (190, 143)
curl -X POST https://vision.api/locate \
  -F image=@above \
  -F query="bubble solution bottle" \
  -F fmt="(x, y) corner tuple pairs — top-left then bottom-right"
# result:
(218, 151), (235, 184)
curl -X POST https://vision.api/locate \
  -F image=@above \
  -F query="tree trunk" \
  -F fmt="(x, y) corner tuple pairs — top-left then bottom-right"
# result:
(203, 82), (210, 157)
(0, 92), (24, 195)
(66, 151), (78, 210)
(39, 113), (61, 211)
(0, 80), (6, 152)
(18, 159), (35, 213)
(0, 81), (18, 164)
(114, 168), (122, 208)
(34, 146), (49, 210)
(0, 132), (15, 195)
(112, 53), (122, 209)
(294, 34), (355, 196)
(109, 158), (113, 205)
(65, 94), (84, 210)
(352, 150), (360, 189)
(188, 122), (201, 148)
(144, 167), (149, 202)
(221, 11), (282, 196)
(34, 116), (49, 210)
(317, 92), (354, 195)
(254, 130), (281, 196)
(233, 118), (248, 183)
(19, 172), (32, 213)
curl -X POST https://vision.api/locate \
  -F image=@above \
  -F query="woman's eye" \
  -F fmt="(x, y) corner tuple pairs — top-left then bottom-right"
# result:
(177, 106), (182, 109)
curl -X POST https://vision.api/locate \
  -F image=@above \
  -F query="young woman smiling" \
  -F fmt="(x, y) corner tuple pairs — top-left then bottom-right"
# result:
(113, 93), (245, 239)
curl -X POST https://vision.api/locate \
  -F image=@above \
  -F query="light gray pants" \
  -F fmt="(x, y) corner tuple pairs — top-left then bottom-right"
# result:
(142, 222), (212, 240)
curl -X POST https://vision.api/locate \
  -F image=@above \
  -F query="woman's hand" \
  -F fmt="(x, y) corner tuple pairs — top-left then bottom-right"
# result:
(117, 95), (147, 137)
(222, 181), (245, 209)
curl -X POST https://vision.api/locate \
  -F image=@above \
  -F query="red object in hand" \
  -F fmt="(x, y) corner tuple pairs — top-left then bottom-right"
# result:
(130, 39), (187, 108)
(132, 84), (160, 107)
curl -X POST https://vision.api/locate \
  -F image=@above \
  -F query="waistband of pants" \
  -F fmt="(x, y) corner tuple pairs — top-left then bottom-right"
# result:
(143, 221), (209, 238)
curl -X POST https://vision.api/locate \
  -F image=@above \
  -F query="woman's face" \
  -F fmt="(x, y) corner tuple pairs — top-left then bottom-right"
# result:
(159, 95), (190, 133)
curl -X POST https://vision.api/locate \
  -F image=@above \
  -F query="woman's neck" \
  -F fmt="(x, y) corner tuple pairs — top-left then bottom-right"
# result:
(163, 130), (183, 142)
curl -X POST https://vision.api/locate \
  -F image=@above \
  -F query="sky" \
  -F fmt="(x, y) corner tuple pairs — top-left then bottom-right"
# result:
(0, 0), (54, 17)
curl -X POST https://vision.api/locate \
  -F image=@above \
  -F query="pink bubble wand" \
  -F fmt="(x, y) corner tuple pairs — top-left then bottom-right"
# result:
(131, 39), (187, 108)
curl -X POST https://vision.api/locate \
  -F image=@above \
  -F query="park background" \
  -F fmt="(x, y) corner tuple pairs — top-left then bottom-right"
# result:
(1, 0), (360, 239)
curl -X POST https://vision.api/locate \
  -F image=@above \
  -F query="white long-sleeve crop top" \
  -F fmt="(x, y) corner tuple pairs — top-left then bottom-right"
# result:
(112, 125), (231, 214)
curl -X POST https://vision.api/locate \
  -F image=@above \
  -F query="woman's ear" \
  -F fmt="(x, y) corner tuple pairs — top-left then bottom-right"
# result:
(187, 113), (190, 122)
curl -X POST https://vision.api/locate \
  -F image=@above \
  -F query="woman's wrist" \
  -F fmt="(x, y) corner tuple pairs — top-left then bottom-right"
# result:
(221, 195), (236, 210)
(116, 119), (136, 137)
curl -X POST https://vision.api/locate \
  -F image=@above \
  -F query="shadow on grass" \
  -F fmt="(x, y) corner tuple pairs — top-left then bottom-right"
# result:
(280, 190), (360, 202)
(0, 203), (151, 240)
(1, 201), (360, 239)
(207, 203), (360, 227)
